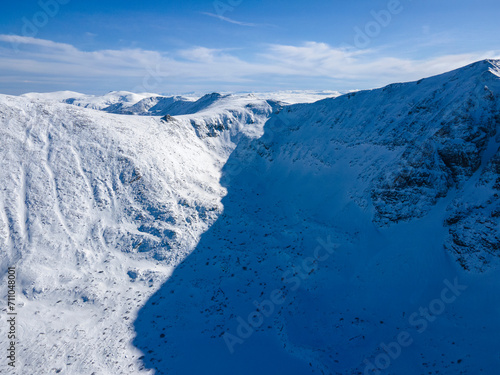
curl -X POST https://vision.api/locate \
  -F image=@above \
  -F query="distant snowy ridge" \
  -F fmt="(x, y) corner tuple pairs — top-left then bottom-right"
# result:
(21, 90), (343, 116)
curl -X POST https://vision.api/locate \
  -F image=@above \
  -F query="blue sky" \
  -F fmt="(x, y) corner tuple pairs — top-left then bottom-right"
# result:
(0, 0), (499, 95)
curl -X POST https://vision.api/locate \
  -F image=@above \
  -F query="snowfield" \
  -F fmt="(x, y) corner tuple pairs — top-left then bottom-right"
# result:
(0, 92), (274, 374)
(1, 60), (500, 374)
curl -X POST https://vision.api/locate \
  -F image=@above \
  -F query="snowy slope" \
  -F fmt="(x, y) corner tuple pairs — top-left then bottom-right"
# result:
(0, 93), (274, 374)
(134, 60), (500, 375)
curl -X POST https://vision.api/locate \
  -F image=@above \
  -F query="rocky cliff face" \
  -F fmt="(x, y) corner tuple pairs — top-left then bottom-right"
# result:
(444, 141), (500, 271)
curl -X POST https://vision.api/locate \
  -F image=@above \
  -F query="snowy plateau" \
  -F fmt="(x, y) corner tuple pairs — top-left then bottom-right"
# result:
(1, 60), (500, 375)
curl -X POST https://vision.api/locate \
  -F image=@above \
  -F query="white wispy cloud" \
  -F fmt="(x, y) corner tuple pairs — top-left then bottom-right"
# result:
(0, 34), (77, 51)
(201, 12), (261, 27)
(0, 34), (498, 94)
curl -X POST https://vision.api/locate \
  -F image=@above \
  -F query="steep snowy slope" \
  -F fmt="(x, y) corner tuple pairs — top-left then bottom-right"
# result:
(272, 60), (500, 271)
(0, 93), (274, 374)
(135, 60), (500, 375)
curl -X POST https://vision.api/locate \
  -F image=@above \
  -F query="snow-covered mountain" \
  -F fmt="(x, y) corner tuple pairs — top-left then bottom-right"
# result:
(21, 90), (343, 117)
(1, 60), (500, 375)
(0, 92), (275, 374)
